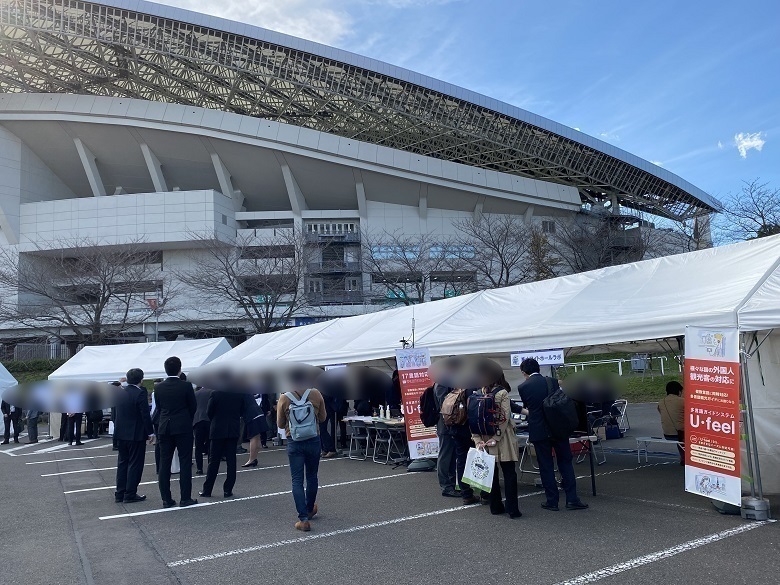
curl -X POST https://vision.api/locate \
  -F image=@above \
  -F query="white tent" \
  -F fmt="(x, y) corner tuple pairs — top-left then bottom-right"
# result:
(49, 338), (233, 382)
(215, 235), (780, 494)
(0, 362), (17, 392)
(215, 235), (780, 365)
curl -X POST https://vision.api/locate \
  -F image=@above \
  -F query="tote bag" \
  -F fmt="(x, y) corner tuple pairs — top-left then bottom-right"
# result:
(462, 447), (496, 493)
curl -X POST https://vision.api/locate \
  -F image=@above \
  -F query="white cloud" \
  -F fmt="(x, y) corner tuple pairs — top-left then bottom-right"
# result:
(161, 1), (353, 45)
(650, 160), (663, 167)
(599, 131), (620, 142)
(717, 140), (724, 149)
(734, 131), (766, 159)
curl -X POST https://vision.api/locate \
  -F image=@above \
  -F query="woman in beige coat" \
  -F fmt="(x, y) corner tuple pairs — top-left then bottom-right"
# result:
(471, 378), (521, 518)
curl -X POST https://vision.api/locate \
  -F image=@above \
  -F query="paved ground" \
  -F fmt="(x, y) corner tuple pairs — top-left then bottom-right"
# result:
(1, 404), (778, 585)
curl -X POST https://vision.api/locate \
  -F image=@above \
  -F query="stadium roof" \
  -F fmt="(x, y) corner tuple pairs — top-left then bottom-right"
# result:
(0, 0), (720, 221)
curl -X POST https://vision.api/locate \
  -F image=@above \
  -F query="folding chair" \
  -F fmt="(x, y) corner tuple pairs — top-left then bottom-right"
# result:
(583, 417), (608, 465)
(611, 399), (630, 433)
(372, 422), (405, 464)
(348, 420), (373, 460)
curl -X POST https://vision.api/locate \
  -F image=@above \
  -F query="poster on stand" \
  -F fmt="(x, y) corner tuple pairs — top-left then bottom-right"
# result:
(395, 347), (438, 459)
(684, 326), (741, 506)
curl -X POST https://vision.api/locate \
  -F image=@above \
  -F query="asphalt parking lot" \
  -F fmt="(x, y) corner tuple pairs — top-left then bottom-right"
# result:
(2, 407), (778, 585)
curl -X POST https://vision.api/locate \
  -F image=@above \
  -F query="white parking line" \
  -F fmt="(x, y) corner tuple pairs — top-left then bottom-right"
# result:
(100, 472), (413, 520)
(552, 520), (776, 585)
(1, 438), (55, 455)
(166, 490), (546, 567)
(28, 451), (155, 465)
(31, 439), (100, 454)
(64, 463), (292, 494)
(42, 462), (155, 477)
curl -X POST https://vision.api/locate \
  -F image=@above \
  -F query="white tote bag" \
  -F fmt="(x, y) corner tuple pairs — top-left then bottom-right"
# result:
(462, 447), (496, 493)
(108, 421), (115, 436)
(171, 448), (180, 474)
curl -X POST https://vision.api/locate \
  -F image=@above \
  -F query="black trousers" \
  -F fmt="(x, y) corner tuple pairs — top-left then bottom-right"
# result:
(3, 412), (21, 442)
(490, 461), (519, 515)
(67, 414), (83, 444)
(59, 413), (69, 441)
(86, 419), (101, 439)
(157, 432), (194, 503)
(201, 437), (238, 496)
(193, 421), (210, 472)
(115, 439), (147, 500)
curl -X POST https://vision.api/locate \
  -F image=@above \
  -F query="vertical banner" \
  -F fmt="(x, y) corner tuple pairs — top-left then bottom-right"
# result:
(684, 326), (741, 506)
(395, 348), (439, 459)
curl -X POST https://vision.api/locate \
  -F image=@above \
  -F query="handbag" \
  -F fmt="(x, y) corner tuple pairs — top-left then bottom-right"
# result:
(461, 447), (496, 493)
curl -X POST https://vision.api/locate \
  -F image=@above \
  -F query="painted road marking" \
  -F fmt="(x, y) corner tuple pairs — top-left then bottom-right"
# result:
(42, 462), (155, 477)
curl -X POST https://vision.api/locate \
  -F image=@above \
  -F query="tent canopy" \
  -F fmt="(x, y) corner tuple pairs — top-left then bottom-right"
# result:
(49, 338), (232, 382)
(0, 362), (18, 392)
(214, 235), (780, 366)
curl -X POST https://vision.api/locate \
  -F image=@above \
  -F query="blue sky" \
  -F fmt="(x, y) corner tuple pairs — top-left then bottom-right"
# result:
(164, 0), (779, 205)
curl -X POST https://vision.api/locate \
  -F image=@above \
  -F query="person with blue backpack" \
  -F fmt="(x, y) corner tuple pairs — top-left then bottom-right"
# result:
(277, 386), (328, 532)
(468, 375), (522, 518)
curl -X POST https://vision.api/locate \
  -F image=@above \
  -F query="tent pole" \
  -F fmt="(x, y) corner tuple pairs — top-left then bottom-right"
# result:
(740, 334), (765, 500)
(739, 336), (757, 499)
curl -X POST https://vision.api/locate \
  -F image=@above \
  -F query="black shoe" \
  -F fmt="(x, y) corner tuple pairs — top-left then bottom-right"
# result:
(223, 492), (233, 498)
(0, 441), (8, 445)
(13, 439), (19, 443)
(462, 496), (480, 505)
(162, 500), (177, 508)
(236, 446), (247, 454)
(241, 459), (258, 468)
(123, 494), (147, 503)
(566, 501), (589, 510)
(75, 442), (84, 446)
(541, 502), (560, 511)
(115, 496), (124, 503)
(509, 511), (523, 519)
(196, 469), (203, 475)
(490, 505), (506, 516)
(179, 499), (199, 507)
(26, 440), (38, 444)
(112, 447), (119, 451)
(198, 491), (212, 498)
(441, 490), (460, 498)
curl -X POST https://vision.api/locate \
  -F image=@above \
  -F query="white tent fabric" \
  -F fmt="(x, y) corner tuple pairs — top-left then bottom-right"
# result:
(0, 362), (17, 392)
(48, 338), (232, 381)
(216, 235), (780, 366)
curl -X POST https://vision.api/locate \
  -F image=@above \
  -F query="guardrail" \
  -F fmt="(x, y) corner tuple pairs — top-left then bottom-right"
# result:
(561, 355), (678, 376)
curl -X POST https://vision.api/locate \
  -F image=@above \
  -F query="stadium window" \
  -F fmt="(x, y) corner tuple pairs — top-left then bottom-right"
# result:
(542, 220), (556, 234)
(345, 277), (360, 291)
(307, 279), (323, 294)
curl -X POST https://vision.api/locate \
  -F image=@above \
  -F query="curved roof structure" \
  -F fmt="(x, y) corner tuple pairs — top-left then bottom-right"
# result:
(0, 0), (719, 221)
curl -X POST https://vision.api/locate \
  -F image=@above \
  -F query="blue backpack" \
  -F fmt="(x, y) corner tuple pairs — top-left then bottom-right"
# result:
(467, 386), (503, 436)
(285, 389), (318, 441)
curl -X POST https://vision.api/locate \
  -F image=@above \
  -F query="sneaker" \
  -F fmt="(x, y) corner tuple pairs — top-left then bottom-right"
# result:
(295, 521), (311, 532)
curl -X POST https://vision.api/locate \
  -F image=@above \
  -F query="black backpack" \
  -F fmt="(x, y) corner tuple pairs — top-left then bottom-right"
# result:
(467, 386), (503, 436)
(419, 385), (438, 428)
(542, 378), (579, 440)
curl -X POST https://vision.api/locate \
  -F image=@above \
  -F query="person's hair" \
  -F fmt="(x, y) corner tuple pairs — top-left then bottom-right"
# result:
(496, 373), (511, 392)
(519, 358), (540, 375)
(179, 372), (187, 381)
(164, 356), (182, 376)
(110, 381), (122, 387)
(126, 368), (144, 385)
(666, 381), (683, 395)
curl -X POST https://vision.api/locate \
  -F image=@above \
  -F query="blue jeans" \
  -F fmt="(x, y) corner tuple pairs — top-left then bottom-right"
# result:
(287, 436), (321, 521)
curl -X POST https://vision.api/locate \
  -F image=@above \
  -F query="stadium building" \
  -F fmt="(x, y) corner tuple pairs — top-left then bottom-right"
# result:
(0, 0), (721, 351)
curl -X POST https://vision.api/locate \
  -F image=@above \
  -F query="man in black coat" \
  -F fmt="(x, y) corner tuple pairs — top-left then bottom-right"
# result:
(155, 357), (198, 508)
(114, 368), (154, 503)
(198, 390), (245, 498)
(1, 400), (21, 444)
(518, 358), (587, 512)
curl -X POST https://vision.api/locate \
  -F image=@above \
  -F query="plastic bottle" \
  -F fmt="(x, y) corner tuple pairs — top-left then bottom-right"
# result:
(379, 405), (385, 419)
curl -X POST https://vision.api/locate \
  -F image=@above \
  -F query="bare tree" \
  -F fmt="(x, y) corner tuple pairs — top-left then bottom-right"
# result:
(550, 210), (657, 273)
(361, 231), (472, 305)
(526, 226), (562, 281)
(451, 214), (533, 288)
(176, 228), (316, 334)
(719, 179), (780, 241)
(0, 238), (170, 346)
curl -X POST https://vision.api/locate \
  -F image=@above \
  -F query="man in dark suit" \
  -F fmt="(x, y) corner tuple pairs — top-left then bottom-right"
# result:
(114, 368), (154, 503)
(155, 357), (198, 508)
(192, 387), (212, 475)
(198, 390), (245, 498)
(1, 400), (21, 444)
(518, 358), (587, 512)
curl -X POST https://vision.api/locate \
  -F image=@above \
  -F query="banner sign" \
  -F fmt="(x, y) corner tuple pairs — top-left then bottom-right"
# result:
(684, 326), (741, 506)
(395, 347), (438, 459)
(510, 349), (565, 367)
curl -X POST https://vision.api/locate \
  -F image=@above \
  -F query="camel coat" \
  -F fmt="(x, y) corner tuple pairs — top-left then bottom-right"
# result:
(471, 388), (518, 463)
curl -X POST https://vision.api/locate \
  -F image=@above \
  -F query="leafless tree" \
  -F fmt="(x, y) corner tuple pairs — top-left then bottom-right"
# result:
(361, 231), (472, 305)
(718, 179), (780, 241)
(176, 228), (317, 334)
(451, 214), (533, 288)
(0, 238), (170, 346)
(550, 210), (658, 273)
(526, 226), (562, 281)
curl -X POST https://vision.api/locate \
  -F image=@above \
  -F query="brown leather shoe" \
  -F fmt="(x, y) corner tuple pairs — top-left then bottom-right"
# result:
(295, 521), (311, 532)
(308, 504), (318, 519)
(462, 496), (480, 505)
